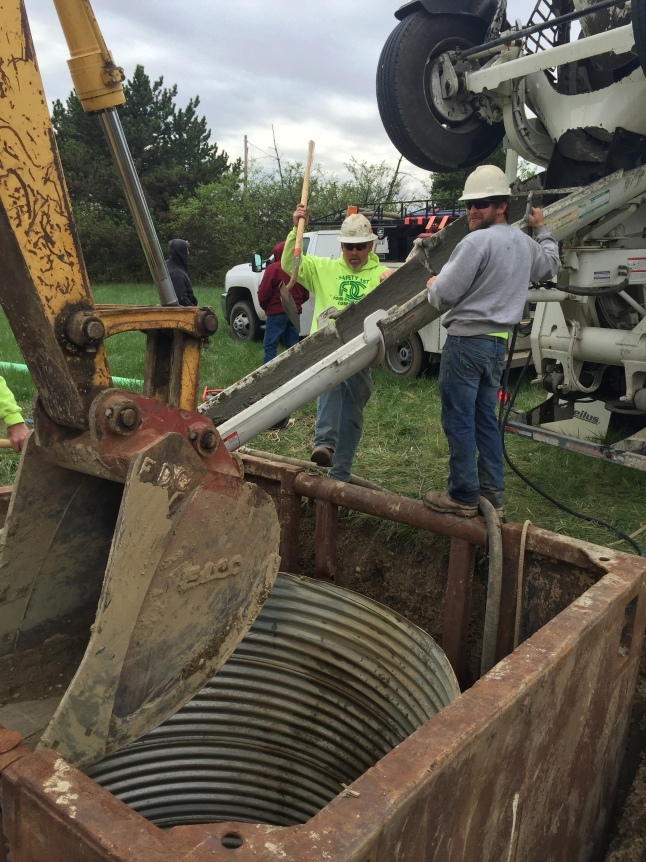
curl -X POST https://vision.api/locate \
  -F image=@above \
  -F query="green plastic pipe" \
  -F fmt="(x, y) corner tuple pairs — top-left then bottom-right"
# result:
(0, 361), (142, 389)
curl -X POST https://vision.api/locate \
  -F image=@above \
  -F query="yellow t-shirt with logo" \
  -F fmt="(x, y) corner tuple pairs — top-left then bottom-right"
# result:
(281, 227), (388, 334)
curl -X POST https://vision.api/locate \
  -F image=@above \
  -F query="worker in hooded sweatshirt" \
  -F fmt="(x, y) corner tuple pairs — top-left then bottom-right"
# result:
(282, 206), (390, 482)
(258, 240), (309, 364)
(166, 239), (197, 306)
(0, 375), (29, 452)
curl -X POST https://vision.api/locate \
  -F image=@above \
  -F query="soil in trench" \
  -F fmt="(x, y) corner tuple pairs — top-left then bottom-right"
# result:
(294, 506), (646, 862)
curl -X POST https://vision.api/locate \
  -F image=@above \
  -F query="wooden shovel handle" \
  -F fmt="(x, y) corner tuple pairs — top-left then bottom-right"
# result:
(294, 140), (315, 256)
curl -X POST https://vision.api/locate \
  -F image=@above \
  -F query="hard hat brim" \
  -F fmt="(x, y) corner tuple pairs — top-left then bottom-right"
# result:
(337, 234), (378, 243)
(459, 191), (511, 201)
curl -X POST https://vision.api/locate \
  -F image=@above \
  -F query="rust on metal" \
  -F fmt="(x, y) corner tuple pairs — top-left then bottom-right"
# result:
(292, 472), (488, 546)
(442, 537), (477, 686)
(278, 471), (303, 574)
(0, 457), (645, 858)
(240, 454), (304, 574)
(314, 500), (338, 582)
(0, 539), (642, 861)
(1, 749), (191, 862)
(0, 742), (29, 777)
(0, 390), (281, 767)
(0, 731), (22, 756)
(34, 404), (280, 766)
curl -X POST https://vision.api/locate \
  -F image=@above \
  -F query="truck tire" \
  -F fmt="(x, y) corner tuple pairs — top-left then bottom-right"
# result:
(382, 334), (429, 379)
(377, 10), (504, 171)
(230, 300), (261, 342)
(634, 0), (646, 75)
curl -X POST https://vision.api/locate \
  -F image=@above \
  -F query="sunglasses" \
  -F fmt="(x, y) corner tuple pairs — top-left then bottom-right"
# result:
(466, 199), (496, 211)
(343, 242), (370, 251)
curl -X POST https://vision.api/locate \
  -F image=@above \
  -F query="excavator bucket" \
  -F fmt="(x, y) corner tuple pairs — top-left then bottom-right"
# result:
(0, 0), (278, 767)
(0, 426), (280, 767)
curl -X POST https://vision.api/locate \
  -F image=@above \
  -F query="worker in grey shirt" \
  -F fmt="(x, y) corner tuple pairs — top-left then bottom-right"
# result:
(423, 164), (560, 518)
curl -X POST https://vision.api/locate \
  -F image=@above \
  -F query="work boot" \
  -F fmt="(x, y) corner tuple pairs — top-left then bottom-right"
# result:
(271, 416), (290, 430)
(310, 446), (334, 468)
(423, 491), (478, 518)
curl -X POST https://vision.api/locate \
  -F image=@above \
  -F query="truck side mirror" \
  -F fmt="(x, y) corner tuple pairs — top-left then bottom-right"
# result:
(250, 252), (263, 273)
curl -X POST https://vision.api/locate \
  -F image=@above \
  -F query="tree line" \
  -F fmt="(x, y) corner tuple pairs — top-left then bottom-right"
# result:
(53, 65), (423, 285)
(53, 65), (519, 284)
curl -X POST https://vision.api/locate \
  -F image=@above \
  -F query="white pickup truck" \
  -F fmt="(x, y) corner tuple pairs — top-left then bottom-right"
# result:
(221, 231), (341, 342)
(220, 229), (464, 378)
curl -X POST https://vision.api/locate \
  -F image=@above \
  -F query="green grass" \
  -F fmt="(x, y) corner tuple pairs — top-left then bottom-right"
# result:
(2, 283), (646, 552)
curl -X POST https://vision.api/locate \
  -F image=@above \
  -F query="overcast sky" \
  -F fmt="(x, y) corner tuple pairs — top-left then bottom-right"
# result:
(25, 0), (537, 196)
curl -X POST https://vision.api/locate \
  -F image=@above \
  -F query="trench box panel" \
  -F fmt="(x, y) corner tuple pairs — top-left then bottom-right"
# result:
(0, 546), (643, 862)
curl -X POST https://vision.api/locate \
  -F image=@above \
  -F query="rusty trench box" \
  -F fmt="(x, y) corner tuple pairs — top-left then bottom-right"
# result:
(0, 451), (643, 862)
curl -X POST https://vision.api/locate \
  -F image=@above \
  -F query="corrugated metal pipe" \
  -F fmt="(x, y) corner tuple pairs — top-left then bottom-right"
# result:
(87, 573), (460, 828)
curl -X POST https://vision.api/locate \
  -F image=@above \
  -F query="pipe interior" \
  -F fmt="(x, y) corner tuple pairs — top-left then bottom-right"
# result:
(87, 573), (460, 828)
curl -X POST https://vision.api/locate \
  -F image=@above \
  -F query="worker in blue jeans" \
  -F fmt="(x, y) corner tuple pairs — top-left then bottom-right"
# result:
(282, 207), (390, 481)
(424, 164), (560, 518)
(258, 240), (309, 429)
(312, 368), (373, 481)
(258, 241), (309, 365)
(437, 335), (506, 512)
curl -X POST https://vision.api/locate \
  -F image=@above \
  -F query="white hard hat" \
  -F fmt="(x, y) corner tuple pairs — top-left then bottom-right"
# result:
(460, 165), (511, 201)
(337, 213), (378, 243)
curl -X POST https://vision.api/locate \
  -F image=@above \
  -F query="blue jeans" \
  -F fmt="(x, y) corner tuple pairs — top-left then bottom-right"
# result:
(263, 313), (300, 363)
(314, 368), (373, 481)
(439, 335), (505, 507)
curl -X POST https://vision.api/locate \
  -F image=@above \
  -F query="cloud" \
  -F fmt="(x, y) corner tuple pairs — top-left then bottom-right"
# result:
(21, 0), (539, 189)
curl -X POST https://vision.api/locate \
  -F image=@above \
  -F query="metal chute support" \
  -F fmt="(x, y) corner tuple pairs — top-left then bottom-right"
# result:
(378, 0), (646, 459)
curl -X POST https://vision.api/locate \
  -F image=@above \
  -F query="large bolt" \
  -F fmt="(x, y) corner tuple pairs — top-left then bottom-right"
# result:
(196, 309), (218, 336)
(118, 407), (138, 429)
(84, 318), (105, 342)
(202, 312), (217, 333)
(200, 430), (218, 451)
(105, 400), (140, 435)
(65, 311), (105, 347)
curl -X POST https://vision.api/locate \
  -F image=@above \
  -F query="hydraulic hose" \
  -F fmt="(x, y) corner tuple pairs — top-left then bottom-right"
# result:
(479, 497), (504, 677)
(534, 278), (630, 297)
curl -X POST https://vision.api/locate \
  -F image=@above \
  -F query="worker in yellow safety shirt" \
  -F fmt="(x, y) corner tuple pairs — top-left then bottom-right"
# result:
(0, 375), (29, 452)
(282, 206), (391, 481)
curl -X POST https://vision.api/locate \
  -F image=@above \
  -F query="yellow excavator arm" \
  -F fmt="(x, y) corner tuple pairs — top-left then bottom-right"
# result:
(0, 0), (280, 768)
(52, 0), (126, 113)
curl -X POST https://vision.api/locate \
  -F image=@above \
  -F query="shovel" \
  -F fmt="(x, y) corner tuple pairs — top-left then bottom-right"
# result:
(280, 140), (315, 330)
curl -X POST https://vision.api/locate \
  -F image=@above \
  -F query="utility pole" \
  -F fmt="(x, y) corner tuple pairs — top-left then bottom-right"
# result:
(243, 134), (248, 201)
(385, 155), (403, 203)
(272, 124), (284, 184)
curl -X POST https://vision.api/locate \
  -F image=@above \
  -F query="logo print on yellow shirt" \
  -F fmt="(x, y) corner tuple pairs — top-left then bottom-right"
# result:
(336, 277), (367, 305)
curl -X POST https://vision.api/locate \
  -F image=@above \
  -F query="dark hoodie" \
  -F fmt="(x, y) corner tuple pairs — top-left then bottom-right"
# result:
(166, 239), (197, 306)
(257, 241), (309, 316)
